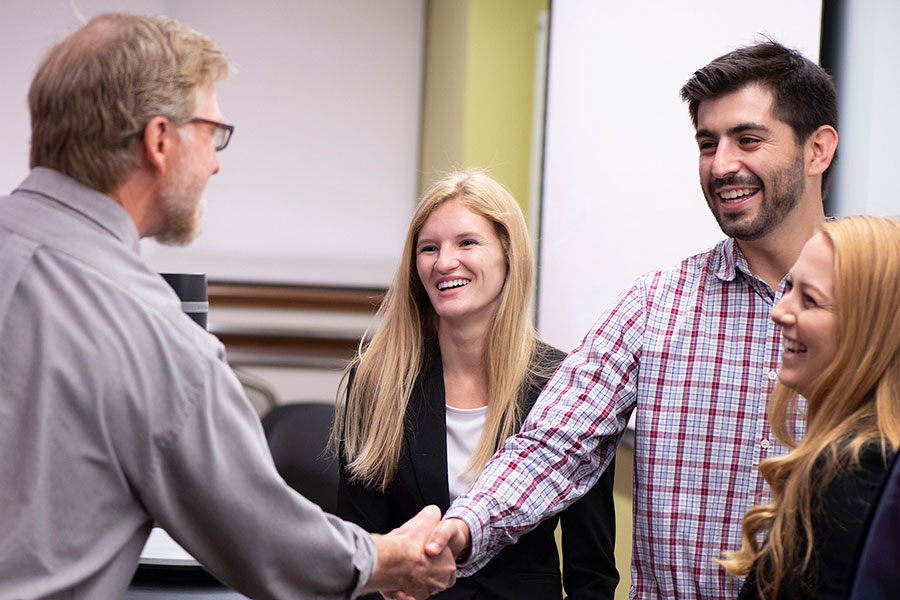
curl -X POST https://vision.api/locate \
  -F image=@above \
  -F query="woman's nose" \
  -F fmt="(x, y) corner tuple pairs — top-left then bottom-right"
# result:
(771, 294), (796, 326)
(435, 249), (459, 272)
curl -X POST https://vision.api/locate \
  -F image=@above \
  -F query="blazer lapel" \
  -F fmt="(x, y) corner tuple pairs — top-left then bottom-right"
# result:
(405, 345), (452, 511)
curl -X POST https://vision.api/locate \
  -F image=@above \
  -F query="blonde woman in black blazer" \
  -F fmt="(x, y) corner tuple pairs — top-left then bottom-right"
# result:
(332, 170), (617, 600)
(719, 217), (900, 599)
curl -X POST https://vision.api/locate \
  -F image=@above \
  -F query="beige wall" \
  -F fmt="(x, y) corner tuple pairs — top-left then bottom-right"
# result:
(419, 0), (548, 220)
(612, 444), (634, 600)
(419, 1), (469, 193)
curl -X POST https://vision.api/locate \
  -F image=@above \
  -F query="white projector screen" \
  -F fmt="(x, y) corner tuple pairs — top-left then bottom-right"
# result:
(537, 0), (823, 351)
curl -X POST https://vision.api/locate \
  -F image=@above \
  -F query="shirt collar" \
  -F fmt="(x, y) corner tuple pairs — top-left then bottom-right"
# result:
(14, 167), (142, 254)
(714, 237), (742, 282)
(715, 218), (835, 286)
(714, 237), (778, 300)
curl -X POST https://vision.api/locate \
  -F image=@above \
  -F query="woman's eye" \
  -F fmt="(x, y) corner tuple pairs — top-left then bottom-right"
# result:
(460, 239), (477, 247)
(802, 293), (817, 307)
(418, 245), (437, 253)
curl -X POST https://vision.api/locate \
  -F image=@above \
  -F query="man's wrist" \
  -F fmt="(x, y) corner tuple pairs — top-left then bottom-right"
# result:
(445, 517), (471, 563)
(361, 533), (386, 592)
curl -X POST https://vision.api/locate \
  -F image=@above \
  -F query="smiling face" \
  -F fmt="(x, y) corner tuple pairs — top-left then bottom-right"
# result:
(415, 200), (508, 330)
(771, 233), (839, 398)
(695, 84), (808, 242)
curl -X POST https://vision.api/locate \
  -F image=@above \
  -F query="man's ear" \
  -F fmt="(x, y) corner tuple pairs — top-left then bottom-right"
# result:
(141, 116), (177, 174)
(806, 124), (838, 178)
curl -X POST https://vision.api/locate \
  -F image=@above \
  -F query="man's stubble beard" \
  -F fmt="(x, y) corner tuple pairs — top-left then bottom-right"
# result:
(153, 160), (207, 247)
(705, 149), (806, 242)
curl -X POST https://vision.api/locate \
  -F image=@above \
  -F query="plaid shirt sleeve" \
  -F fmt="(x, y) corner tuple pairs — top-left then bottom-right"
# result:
(446, 281), (646, 574)
(448, 242), (790, 599)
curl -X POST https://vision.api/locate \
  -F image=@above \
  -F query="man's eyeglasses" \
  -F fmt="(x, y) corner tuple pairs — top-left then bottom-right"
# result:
(189, 117), (235, 152)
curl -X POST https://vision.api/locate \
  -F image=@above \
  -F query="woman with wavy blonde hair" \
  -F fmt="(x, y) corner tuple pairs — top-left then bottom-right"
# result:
(332, 169), (618, 599)
(719, 216), (900, 599)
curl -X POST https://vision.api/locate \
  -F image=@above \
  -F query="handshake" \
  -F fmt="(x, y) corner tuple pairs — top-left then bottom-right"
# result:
(362, 506), (472, 600)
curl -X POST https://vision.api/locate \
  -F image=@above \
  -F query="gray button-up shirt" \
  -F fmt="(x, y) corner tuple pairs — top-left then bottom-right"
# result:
(0, 168), (375, 599)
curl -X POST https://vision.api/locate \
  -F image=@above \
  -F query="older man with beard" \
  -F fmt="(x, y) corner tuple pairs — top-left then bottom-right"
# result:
(426, 40), (839, 600)
(0, 13), (455, 600)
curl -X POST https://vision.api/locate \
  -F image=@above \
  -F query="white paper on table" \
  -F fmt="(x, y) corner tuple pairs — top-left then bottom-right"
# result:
(139, 527), (201, 567)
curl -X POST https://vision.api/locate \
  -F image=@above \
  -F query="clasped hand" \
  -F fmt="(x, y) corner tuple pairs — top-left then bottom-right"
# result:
(365, 506), (460, 599)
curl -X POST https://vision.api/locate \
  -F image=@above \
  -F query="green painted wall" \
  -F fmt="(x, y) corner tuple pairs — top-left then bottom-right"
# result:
(462, 0), (547, 212)
(419, 0), (548, 220)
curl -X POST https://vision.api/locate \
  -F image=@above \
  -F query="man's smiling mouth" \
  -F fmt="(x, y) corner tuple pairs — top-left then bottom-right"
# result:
(718, 187), (759, 203)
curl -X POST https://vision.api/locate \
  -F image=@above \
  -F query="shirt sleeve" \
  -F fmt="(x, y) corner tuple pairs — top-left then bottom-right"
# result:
(445, 284), (645, 574)
(130, 347), (377, 600)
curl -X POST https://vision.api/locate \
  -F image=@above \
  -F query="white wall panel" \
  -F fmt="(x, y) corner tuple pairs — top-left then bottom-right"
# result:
(0, 0), (425, 286)
(538, 0), (822, 350)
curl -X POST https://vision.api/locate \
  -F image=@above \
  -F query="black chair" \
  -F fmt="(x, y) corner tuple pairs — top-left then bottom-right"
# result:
(261, 402), (339, 514)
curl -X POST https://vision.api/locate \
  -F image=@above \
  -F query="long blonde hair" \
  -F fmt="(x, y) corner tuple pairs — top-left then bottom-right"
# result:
(332, 170), (542, 491)
(719, 216), (900, 598)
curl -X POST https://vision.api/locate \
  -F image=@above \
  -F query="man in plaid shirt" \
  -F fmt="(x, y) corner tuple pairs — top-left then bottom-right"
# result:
(425, 41), (839, 599)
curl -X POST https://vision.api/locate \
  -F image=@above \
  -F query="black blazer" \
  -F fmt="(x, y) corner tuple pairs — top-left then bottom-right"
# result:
(738, 445), (895, 600)
(851, 451), (900, 599)
(337, 341), (619, 599)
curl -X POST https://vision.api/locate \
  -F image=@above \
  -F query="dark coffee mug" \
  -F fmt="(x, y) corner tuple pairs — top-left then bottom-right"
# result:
(160, 273), (208, 330)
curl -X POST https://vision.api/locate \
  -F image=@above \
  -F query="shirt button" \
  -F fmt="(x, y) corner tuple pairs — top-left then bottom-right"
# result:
(760, 439), (771, 449)
(767, 370), (778, 381)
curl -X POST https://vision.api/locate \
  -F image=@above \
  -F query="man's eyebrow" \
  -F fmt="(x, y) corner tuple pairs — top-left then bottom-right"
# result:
(728, 121), (772, 136)
(695, 121), (773, 140)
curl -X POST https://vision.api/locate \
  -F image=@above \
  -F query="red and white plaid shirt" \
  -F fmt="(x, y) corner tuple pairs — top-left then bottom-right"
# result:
(447, 238), (804, 599)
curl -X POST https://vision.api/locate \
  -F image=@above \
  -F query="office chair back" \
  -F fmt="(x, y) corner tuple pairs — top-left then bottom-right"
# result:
(261, 402), (339, 514)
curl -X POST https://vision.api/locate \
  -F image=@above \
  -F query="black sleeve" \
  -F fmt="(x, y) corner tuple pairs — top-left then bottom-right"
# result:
(335, 453), (394, 535)
(739, 447), (893, 600)
(334, 369), (393, 535)
(560, 459), (619, 600)
(532, 341), (620, 599)
(334, 372), (394, 600)
(851, 452), (900, 599)
(737, 567), (760, 600)
(813, 448), (893, 599)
